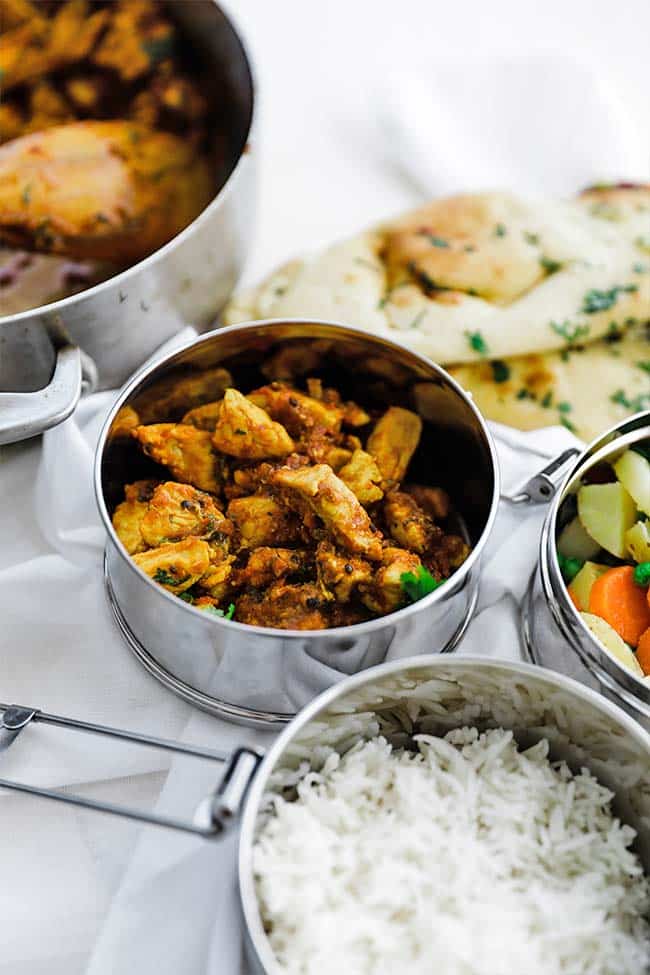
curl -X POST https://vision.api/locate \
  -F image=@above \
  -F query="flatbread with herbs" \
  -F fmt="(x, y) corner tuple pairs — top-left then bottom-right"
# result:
(224, 187), (649, 366)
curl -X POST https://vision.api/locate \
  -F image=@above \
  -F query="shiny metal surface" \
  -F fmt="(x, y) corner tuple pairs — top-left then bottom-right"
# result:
(0, 702), (261, 835)
(95, 320), (500, 725)
(0, 0), (255, 442)
(238, 655), (650, 974)
(523, 411), (650, 731)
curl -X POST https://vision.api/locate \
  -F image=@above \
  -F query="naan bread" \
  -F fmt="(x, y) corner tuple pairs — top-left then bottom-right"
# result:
(449, 322), (649, 443)
(224, 187), (650, 366)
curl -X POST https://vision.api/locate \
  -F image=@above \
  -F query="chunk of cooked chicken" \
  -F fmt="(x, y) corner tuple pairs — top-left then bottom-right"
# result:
(359, 545), (422, 614)
(91, 0), (175, 82)
(226, 494), (301, 548)
(232, 548), (308, 589)
(138, 367), (232, 424)
(211, 389), (295, 460)
(111, 478), (158, 554)
(366, 407), (422, 484)
(139, 482), (226, 547)
(0, 121), (213, 263)
(182, 400), (223, 431)
(197, 554), (235, 601)
(247, 383), (344, 437)
(132, 423), (222, 494)
(424, 534), (471, 581)
(272, 464), (383, 560)
(338, 449), (384, 505)
(384, 490), (440, 555)
(316, 541), (372, 602)
(402, 483), (450, 520)
(133, 537), (211, 593)
(109, 405), (141, 441)
(235, 583), (331, 630)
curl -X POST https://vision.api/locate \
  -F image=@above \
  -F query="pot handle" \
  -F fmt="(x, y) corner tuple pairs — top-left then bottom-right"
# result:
(0, 704), (262, 837)
(0, 344), (98, 446)
(501, 448), (581, 504)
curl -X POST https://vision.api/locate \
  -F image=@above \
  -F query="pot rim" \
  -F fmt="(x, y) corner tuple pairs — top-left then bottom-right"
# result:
(237, 653), (650, 975)
(541, 409), (650, 706)
(94, 318), (501, 639)
(0, 0), (256, 327)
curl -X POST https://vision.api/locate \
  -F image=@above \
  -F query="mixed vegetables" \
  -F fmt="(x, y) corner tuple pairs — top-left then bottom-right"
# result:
(110, 364), (469, 630)
(557, 443), (650, 684)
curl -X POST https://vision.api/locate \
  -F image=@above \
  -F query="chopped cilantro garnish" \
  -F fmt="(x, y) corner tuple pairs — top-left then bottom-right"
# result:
(610, 390), (650, 412)
(179, 592), (194, 604)
(550, 320), (590, 344)
(541, 391), (553, 408)
(636, 361), (650, 373)
(516, 388), (535, 400)
(560, 415), (577, 433)
(582, 284), (638, 314)
(153, 569), (184, 587)
(407, 309), (427, 329)
(524, 231), (539, 246)
(632, 262), (648, 274)
(465, 330), (489, 356)
(418, 231), (450, 248)
(635, 234), (650, 252)
(633, 563), (650, 586)
(491, 360), (510, 383)
(557, 551), (583, 583)
(494, 223), (507, 237)
(557, 401), (572, 413)
(200, 602), (236, 620)
(400, 566), (445, 602)
(463, 244), (476, 252)
(540, 256), (562, 274)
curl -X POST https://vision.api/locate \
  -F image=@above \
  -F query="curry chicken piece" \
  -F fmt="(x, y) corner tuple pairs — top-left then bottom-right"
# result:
(424, 534), (471, 581)
(316, 542), (372, 603)
(211, 389), (295, 460)
(232, 548), (308, 590)
(226, 494), (301, 548)
(132, 536), (211, 594)
(111, 478), (158, 554)
(140, 367), (232, 424)
(366, 407), (423, 485)
(247, 383), (344, 437)
(403, 483), (450, 520)
(198, 554), (235, 602)
(0, 121), (213, 264)
(235, 583), (331, 630)
(132, 423), (222, 494)
(272, 464), (383, 561)
(384, 490), (440, 555)
(338, 449), (384, 505)
(359, 546), (423, 615)
(139, 482), (227, 548)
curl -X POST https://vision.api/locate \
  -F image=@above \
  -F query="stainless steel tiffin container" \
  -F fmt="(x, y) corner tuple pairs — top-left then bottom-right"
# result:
(1, 657), (648, 973)
(523, 411), (650, 732)
(94, 319), (500, 725)
(0, 0), (256, 445)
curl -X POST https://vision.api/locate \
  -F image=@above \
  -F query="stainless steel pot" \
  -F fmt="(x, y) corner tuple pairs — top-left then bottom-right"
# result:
(0, 0), (255, 445)
(2, 657), (648, 973)
(523, 411), (650, 732)
(94, 320), (500, 726)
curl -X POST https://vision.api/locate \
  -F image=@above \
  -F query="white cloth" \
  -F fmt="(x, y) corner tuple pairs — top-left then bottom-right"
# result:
(2, 0), (648, 968)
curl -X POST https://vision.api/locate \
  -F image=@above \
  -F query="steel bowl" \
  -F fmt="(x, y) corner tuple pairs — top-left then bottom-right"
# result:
(238, 655), (650, 973)
(0, 0), (255, 445)
(524, 411), (650, 731)
(94, 319), (500, 725)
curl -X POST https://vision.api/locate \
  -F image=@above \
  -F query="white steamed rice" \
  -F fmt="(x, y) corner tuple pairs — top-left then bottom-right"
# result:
(254, 727), (650, 975)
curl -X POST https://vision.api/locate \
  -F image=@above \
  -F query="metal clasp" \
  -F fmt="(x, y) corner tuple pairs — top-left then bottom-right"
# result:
(502, 448), (581, 505)
(0, 704), (262, 837)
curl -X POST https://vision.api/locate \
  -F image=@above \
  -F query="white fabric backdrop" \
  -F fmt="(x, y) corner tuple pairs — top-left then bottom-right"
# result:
(1, 0), (649, 971)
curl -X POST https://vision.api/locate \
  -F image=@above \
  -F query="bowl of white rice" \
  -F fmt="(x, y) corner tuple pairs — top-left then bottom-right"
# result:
(237, 657), (650, 975)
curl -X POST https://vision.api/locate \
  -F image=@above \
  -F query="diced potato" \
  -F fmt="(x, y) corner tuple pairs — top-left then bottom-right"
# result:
(577, 482), (637, 558)
(581, 613), (644, 678)
(557, 516), (602, 562)
(613, 449), (650, 517)
(626, 520), (650, 563)
(568, 562), (609, 611)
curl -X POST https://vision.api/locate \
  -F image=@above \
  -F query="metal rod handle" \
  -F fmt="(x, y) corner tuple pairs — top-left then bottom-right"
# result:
(0, 705), (262, 837)
(502, 448), (581, 505)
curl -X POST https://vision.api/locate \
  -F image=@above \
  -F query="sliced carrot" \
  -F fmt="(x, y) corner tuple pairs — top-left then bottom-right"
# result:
(637, 627), (650, 675)
(567, 587), (582, 611)
(588, 566), (650, 647)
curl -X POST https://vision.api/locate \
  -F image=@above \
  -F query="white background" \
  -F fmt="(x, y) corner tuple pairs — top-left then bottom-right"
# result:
(1, 0), (649, 972)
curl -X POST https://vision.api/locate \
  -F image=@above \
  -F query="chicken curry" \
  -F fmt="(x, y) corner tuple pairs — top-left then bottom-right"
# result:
(110, 366), (470, 630)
